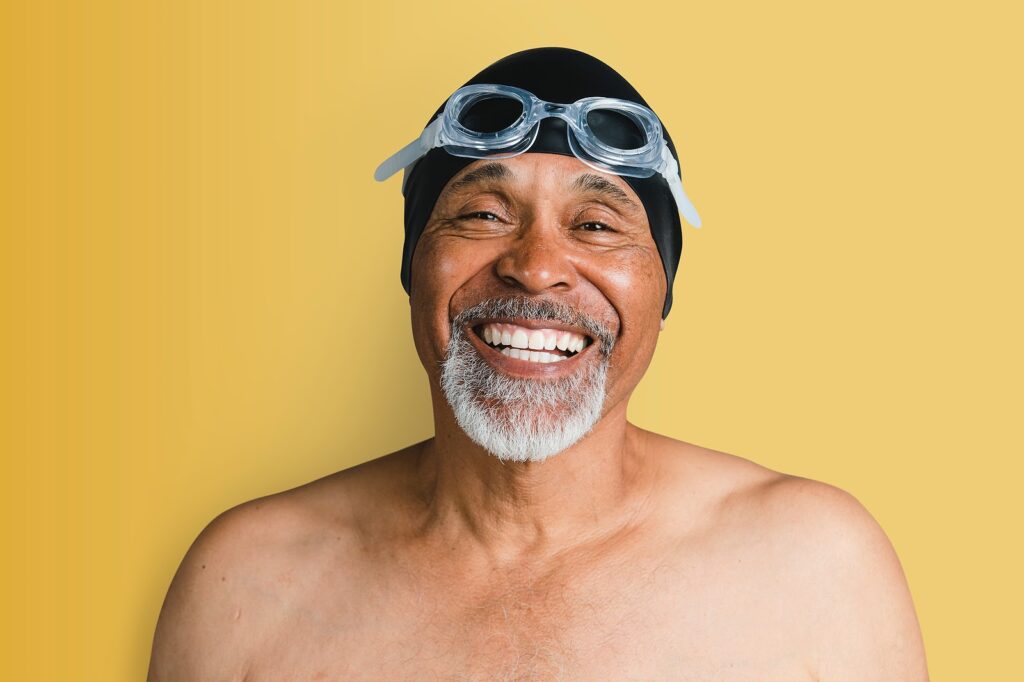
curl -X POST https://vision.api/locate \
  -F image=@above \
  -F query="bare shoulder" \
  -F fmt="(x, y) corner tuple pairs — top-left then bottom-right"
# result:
(644, 429), (899, 554)
(147, 442), (425, 681)
(645, 430), (928, 680)
(754, 475), (928, 680)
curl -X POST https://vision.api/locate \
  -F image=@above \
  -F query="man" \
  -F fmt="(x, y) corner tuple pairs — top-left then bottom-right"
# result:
(149, 48), (928, 680)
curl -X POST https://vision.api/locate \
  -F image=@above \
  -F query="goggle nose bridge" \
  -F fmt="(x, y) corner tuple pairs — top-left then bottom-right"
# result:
(454, 94), (578, 137)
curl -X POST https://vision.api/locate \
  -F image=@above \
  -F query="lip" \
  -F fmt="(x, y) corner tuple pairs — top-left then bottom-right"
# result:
(472, 316), (594, 339)
(463, 319), (596, 378)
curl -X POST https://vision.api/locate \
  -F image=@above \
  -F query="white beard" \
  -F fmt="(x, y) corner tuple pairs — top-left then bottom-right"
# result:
(439, 298), (614, 463)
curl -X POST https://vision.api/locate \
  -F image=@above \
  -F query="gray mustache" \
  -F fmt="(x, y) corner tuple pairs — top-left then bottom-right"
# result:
(452, 297), (616, 358)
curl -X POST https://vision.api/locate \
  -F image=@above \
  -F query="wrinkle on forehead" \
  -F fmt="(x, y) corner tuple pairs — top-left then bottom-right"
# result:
(441, 156), (643, 213)
(445, 161), (515, 195)
(568, 173), (640, 211)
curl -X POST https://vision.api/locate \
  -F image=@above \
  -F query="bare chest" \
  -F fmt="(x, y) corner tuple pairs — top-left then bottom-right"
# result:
(243, 549), (816, 681)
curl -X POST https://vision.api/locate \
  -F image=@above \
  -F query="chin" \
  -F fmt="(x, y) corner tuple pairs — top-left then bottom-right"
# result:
(454, 399), (605, 463)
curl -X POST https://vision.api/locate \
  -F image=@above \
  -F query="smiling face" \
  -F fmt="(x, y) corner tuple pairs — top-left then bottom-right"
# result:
(409, 153), (667, 461)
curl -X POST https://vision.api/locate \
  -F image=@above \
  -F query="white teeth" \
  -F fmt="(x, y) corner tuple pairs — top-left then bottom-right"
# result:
(498, 348), (568, 364)
(483, 324), (501, 346)
(511, 329), (529, 349)
(479, 322), (591, 356)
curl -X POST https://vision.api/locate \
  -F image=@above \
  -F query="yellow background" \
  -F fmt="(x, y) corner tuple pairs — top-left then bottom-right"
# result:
(2, 1), (1020, 679)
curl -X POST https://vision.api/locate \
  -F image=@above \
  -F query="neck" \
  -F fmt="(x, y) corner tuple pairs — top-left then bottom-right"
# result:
(414, 392), (660, 562)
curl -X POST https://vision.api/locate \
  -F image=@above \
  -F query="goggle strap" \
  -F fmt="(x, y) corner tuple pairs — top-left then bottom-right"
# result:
(374, 118), (442, 182)
(667, 174), (702, 229)
(658, 147), (702, 228)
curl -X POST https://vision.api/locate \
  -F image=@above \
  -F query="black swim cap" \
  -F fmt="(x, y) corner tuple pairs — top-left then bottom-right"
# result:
(400, 47), (686, 318)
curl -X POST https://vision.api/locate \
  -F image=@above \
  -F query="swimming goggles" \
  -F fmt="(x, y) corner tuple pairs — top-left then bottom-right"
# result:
(374, 84), (702, 228)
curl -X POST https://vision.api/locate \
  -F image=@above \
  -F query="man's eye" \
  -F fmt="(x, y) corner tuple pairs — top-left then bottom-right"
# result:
(580, 221), (614, 232)
(460, 211), (501, 221)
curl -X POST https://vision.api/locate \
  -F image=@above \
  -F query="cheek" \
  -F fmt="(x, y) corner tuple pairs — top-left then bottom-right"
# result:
(587, 251), (665, 391)
(604, 257), (664, 297)
(592, 249), (666, 324)
(408, 239), (449, 365)
(411, 235), (507, 301)
(410, 238), (450, 301)
(409, 237), (498, 358)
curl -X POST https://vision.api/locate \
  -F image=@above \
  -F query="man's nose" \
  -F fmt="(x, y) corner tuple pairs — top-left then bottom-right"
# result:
(493, 220), (577, 295)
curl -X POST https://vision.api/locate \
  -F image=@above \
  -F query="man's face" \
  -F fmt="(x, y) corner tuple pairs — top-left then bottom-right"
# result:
(409, 153), (667, 460)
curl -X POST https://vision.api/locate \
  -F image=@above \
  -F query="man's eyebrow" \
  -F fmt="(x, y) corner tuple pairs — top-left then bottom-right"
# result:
(570, 173), (639, 210)
(446, 162), (514, 194)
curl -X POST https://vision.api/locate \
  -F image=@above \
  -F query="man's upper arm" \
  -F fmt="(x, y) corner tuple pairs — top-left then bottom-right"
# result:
(775, 479), (929, 681)
(148, 504), (265, 681)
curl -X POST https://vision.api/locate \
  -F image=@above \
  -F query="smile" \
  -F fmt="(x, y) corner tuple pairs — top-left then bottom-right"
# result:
(472, 322), (592, 364)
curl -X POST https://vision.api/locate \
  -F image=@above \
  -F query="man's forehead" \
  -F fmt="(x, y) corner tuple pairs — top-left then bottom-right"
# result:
(442, 155), (641, 209)
(445, 161), (515, 194)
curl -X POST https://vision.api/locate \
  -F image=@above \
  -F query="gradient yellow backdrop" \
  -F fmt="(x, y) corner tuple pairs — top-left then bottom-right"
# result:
(2, 1), (1020, 679)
